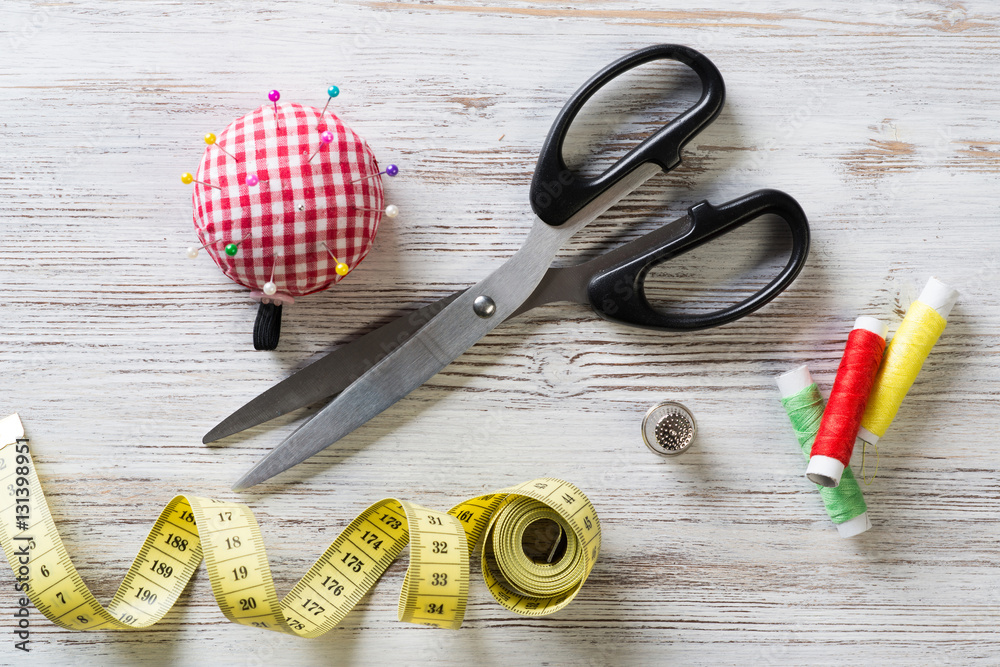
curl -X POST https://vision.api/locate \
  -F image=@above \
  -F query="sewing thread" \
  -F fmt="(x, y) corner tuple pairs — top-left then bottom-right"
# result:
(781, 381), (869, 530)
(807, 318), (886, 487)
(861, 300), (948, 440)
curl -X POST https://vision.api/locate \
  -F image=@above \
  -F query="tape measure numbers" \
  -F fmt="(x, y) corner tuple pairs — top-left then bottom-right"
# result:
(0, 414), (600, 634)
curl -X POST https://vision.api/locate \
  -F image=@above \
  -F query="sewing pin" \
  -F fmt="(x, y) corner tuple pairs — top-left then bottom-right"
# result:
(181, 172), (221, 190)
(320, 241), (350, 276)
(318, 85), (340, 124)
(186, 236), (230, 259)
(352, 204), (399, 218)
(263, 253), (280, 295)
(204, 133), (236, 161)
(307, 130), (335, 163)
(350, 164), (398, 185)
(246, 174), (260, 187)
(225, 231), (252, 257)
(268, 89), (280, 115)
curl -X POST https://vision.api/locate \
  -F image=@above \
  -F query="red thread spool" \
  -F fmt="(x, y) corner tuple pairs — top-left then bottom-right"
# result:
(807, 317), (888, 487)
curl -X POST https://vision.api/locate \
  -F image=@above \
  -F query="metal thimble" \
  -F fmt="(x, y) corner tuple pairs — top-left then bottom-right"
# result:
(641, 401), (696, 456)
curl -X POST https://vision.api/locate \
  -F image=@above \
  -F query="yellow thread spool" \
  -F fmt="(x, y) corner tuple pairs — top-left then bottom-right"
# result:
(858, 277), (958, 444)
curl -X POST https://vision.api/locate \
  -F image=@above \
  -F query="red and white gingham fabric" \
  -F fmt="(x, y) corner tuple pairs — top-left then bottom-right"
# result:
(192, 103), (383, 297)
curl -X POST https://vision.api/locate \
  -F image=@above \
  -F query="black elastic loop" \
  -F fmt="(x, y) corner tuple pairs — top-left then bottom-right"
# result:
(529, 44), (725, 226)
(586, 189), (810, 331)
(253, 302), (282, 350)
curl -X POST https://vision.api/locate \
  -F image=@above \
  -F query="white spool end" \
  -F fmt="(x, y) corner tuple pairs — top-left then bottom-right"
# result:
(856, 426), (880, 446)
(775, 364), (814, 398)
(836, 512), (871, 538)
(918, 277), (959, 320)
(854, 316), (888, 340)
(806, 455), (844, 488)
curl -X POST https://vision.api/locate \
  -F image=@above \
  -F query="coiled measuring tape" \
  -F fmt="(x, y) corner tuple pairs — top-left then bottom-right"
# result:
(0, 414), (600, 634)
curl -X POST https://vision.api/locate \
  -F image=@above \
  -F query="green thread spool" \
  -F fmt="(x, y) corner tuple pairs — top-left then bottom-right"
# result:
(776, 365), (870, 538)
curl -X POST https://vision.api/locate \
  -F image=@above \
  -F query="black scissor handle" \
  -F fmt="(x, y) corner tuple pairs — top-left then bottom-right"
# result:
(530, 44), (725, 227)
(587, 189), (810, 331)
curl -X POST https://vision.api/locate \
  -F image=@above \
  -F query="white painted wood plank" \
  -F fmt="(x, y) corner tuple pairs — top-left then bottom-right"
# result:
(0, 0), (997, 664)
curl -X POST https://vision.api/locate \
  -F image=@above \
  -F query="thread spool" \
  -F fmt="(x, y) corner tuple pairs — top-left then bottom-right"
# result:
(858, 277), (959, 447)
(806, 316), (887, 487)
(776, 365), (871, 538)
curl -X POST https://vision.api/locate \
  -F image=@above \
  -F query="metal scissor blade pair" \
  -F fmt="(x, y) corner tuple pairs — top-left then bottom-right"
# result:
(232, 215), (577, 490)
(206, 284), (524, 445)
(202, 294), (460, 444)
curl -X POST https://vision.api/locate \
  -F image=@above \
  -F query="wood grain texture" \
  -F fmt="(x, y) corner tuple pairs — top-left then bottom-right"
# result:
(1, 0), (998, 664)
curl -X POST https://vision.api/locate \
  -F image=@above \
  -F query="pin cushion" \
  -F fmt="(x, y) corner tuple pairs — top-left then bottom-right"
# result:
(184, 89), (397, 349)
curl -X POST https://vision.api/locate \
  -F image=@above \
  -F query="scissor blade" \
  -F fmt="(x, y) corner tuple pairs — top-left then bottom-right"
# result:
(202, 294), (462, 444)
(209, 249), (600, 444)
(208, 261), (571, 444)
(233, 217), (570, 490)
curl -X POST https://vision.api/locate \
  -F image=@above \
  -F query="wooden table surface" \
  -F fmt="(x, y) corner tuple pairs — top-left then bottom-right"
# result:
(1, 1), (997, 665)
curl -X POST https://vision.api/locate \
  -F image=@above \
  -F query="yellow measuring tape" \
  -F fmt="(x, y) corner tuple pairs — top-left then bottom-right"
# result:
(0, 414), (600, 634)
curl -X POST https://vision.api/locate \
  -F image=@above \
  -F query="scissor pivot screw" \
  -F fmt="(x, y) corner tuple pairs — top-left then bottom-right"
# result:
(473, 295), (496, 318)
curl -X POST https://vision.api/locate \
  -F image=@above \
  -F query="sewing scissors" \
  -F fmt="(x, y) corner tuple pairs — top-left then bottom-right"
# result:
(211, 44), (811, 489)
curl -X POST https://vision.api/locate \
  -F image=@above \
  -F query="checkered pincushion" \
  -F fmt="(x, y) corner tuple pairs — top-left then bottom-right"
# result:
(192, 103), (383, 298)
